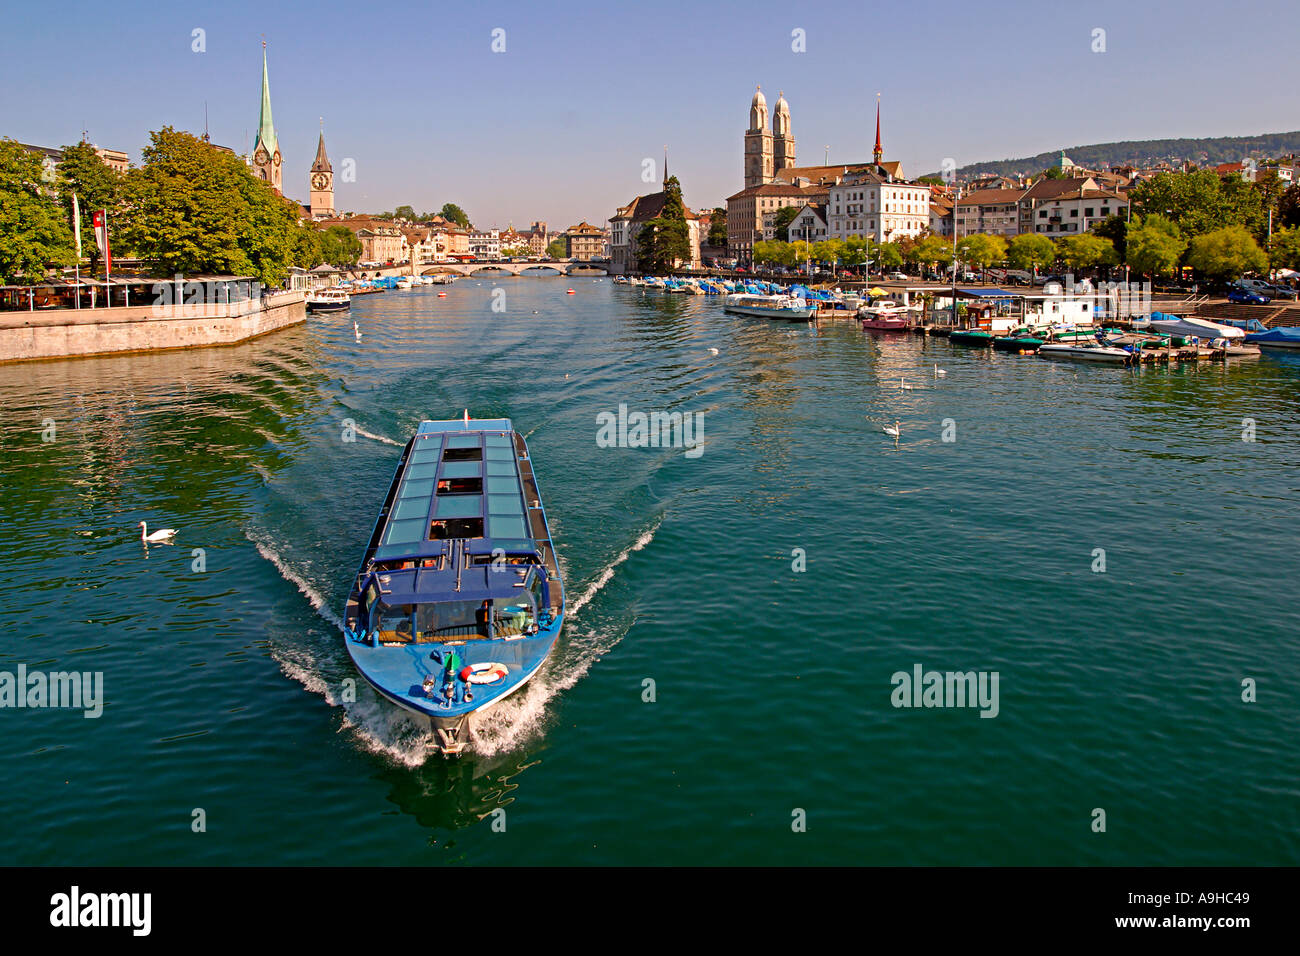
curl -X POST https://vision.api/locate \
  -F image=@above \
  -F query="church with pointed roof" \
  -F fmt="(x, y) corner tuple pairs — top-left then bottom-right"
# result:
(251, 42), (282, 194)
(309, 128), (335, 219)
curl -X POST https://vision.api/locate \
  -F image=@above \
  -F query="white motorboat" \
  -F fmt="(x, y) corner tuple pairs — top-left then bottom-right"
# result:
(306, 288), (352, 313)
(723, 293), (817, 321)
(1148, 315), (1244, 340)
(1037, 342), (1133, 364)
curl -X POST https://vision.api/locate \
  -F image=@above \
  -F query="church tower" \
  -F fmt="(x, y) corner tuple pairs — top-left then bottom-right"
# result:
(743, 86), (774, 188)
(773, 91), (795, 173)
(251, 41), (282, 194)
(309, 126), (334, 219)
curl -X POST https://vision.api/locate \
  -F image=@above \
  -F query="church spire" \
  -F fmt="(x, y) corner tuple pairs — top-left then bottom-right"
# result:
(873, 93), (883, 166)
(313, 125), (332, 173)
(254, 41), (277, 160)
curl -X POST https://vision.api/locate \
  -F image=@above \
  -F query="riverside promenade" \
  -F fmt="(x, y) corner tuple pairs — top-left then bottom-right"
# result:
(0, 289), (307, 364)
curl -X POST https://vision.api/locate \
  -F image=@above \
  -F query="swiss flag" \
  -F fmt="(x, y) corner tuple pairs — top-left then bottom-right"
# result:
(92, 209), (111, 272)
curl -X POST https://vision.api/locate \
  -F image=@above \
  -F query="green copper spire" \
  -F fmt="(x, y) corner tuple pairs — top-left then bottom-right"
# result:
(253, 42), (277, 159)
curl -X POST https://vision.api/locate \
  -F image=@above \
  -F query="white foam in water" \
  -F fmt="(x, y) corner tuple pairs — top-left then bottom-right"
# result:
(569, 516), (661, 617)
(353, 425), (403, 447)
(251, 515), (662, 763)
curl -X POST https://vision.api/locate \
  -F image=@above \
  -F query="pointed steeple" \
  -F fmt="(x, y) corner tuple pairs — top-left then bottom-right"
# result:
(253, 42), (277, 160)
(313, 127), (332, 173)
(873, 94), (883, 166)
(663, 145), (668, 186)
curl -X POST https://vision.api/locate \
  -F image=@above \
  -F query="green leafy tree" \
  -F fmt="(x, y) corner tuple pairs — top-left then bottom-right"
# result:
(501, 246), (531, 258)
(1125, 214), (1186, 278)
(1276, 183), (1300, 229)
(545, 238), (566, 259)
(57, 141), (123, 273)
(772, 205), (800, 242)
(910, 234), (953, 269)
(840, 236), (868, 271)
(877, 242), (904, 270)
(1007, 233), (1056, 274)
(440, 203), (471, 229)
(293, 226), (323, 270)
(1129, 170), (1268, 240)
(119, 127), (302, 286)
(636, 175), (691, 272)
(320, 225), (362, 268)
(1056, 233), (1116, 271)
(392, 205), (417, 221)
(956, 233), (1006, 271)
(707, 207), (728, 247)
(1269, 226), (1300, 271)
(1185, 225), (1268, 279)
(1090, 214), (1127, 261)
(0, 139), (75, 283)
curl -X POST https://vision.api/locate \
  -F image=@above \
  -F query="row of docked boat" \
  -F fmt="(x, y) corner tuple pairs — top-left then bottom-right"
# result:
(307, 274), (460, 312)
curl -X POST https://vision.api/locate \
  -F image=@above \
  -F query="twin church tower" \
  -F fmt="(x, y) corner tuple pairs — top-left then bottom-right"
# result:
(249, 42), (335, 220)
(743, 86), (796, 188)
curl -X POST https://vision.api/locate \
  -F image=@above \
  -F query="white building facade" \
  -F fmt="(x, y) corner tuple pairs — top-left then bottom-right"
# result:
(826, 170), (930, 243)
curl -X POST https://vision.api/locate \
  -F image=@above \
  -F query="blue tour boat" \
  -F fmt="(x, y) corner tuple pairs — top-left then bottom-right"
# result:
(342, 414), (565, 755)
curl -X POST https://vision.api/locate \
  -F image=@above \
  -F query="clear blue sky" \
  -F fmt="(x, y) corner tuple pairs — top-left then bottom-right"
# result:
(3, 0), (1297, 229)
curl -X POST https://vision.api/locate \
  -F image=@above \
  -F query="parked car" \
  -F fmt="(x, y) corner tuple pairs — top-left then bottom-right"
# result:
(1265, 283), (1298, 300)
(1227, 288), (1271, 305)
(886, 271), (908, 280)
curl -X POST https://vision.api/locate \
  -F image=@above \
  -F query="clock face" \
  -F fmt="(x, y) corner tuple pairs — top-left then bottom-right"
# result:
(312, 173), (328, 191)
(273, 150), (282, 166)
(254, 148), (269, 165)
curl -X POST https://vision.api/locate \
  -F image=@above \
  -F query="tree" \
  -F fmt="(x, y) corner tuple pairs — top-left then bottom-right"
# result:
(1270, 226), (1300, 271)
(910, 234), (953, 270)
(1125, 214), (1186, 278)
(877, 242), (904, 270)
(118, 127), (306, 286)
(707, 207), (727, 247)
(1129, 170), (1268, 241)
(545, 238), (566, 259)
(1186, 225), (1267, 279)
(773, 205), (800, 242)
(0, 138), (75, 283)
(635, 175), (690, 272)
(392, 205), (417, 222)
(57, 141), (123, 273)
(1007, 233), (1056, 274)
(956, 233), (1006, 271)
(501, 245), (531, 258)
(1278, 184), (1300, 229)
(440, 203), (471, 229)
(1090, 214), (1127, 261)
(1056, 233), (1116, 271)
(840, 236), (868, 271)
(320, 225), (362, 268)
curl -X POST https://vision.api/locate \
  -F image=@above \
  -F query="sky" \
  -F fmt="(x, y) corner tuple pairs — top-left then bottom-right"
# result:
(3, 0), (1298, 229)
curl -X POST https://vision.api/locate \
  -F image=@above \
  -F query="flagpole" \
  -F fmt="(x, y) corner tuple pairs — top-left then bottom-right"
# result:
(73, 194), (82, 309)
(105, 210), (112, 308)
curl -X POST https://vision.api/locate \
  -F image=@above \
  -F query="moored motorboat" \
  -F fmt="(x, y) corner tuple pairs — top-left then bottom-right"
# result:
(1037, 342), (1134, 364)
(723, 293), (817, 321)
(341, 414), (565, 756)
(1245, 326), (1300, 349)
(948, 328), (996, 346)
(306, 288), (351, 313)
(992, 326), (1045, 351)
(858, 299), (909, 330)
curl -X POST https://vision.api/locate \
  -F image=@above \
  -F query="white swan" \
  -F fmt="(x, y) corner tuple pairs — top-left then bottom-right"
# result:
(934, 364), (946, 377)
(139, 521), (177, 543)
(709, 347), (719, 356)
(353, 321), (361, 341)
(883, 421), (901, 440)
(900, 377), (915, 390)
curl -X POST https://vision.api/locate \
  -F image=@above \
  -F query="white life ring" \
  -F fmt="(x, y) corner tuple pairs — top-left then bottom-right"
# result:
(467, 662), (509, 685)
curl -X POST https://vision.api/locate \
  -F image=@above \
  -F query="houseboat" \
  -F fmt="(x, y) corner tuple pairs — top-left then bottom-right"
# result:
(341, 414), (565, 756)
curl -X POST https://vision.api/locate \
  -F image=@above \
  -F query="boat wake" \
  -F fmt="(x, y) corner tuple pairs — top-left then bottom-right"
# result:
(248, 513), (662, 764)
(468, 515), (662, 756)
(352, 424), (403, 447)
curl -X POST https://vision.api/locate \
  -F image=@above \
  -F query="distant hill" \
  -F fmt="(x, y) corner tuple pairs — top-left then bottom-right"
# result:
(927, 131), (1300, 180)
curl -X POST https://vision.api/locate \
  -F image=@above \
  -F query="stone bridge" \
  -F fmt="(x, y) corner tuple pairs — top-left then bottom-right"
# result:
(418, 260), (611, 277)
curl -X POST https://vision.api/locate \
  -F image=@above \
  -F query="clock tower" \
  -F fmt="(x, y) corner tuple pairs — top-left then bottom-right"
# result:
(251, 41), (282, 194)
(309, 127), (335, 219)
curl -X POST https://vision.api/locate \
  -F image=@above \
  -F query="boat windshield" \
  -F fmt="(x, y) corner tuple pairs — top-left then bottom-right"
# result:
(369, 595), (538, 642)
